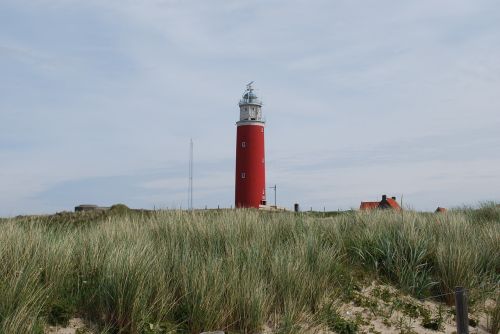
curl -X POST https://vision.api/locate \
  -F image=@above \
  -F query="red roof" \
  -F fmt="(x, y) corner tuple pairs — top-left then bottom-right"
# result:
(360, 195), (402, 211)
(360, 202), (380, 210)
(384, 198), (401, 210)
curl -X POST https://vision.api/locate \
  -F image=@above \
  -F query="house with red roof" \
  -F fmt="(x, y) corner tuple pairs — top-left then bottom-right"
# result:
(360, 195), (401, 211)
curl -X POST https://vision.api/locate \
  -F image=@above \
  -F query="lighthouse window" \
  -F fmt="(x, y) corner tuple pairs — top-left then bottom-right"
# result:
(241, 172), (246, 179)
(241, 142), (246, 148)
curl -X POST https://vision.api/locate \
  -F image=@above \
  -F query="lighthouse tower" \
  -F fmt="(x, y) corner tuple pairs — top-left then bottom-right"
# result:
(235, 82), (266, 208)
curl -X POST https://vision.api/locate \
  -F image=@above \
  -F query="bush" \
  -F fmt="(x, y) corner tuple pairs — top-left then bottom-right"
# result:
(109, 203), (131, 215)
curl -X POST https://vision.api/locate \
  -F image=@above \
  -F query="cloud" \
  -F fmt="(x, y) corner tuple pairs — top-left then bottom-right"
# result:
(0, 0), (499, 215)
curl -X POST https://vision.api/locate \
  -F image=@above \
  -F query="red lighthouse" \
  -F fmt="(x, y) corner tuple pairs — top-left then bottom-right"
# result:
(235, 82), (266, 208)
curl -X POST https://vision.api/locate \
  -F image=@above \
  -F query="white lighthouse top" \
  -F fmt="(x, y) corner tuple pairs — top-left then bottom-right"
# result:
(239, 81), (262, 106)
(238, 82), (264, 123)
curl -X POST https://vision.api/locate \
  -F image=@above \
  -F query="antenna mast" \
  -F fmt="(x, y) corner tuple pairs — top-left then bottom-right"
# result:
(269, 184), (277, 208)
(188, 139), (193, 211)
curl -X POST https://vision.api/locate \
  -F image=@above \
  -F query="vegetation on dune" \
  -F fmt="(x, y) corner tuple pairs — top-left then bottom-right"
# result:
(0, 205), (498, 333)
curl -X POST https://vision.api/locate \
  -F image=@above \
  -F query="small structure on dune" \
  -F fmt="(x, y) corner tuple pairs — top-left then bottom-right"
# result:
(360, 195), (401, 211)
(74, 204), (109, 212)
(435, 207), (447, 213)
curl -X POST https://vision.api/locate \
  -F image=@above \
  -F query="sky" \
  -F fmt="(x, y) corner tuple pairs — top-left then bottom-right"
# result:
(1, 0), (499, 216)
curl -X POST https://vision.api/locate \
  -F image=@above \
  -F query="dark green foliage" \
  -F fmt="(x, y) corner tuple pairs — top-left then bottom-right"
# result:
(461, 202), (500, 223)
(319, 303), (358, 334)
(301, 210), (350, 218)
(109, 203), (132, 215)
(371, 287), (394, 303)
(468, 318), (478, 327)
(421, 306), (444, 331)
(47, 299), (75, 326)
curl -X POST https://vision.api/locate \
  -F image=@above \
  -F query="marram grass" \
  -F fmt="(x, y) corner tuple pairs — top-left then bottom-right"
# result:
(0, 206), (498, 333)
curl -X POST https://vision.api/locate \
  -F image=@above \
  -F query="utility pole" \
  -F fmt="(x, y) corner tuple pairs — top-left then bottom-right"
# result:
(269, 185), (277, 207)
(188, 139), (193, 211)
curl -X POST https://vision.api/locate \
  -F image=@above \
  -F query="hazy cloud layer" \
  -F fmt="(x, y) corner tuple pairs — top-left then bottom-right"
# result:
(1, 0), (499, 215)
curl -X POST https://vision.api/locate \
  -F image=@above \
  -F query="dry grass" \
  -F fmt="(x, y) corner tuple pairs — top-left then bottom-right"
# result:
(0, 205), (498, 333)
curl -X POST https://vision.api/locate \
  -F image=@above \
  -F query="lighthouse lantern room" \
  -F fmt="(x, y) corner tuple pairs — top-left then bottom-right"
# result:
(235, 82), (266, 208)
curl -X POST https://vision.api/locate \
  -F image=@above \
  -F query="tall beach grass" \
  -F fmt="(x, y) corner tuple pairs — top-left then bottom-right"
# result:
(0, 205), (498, 333)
